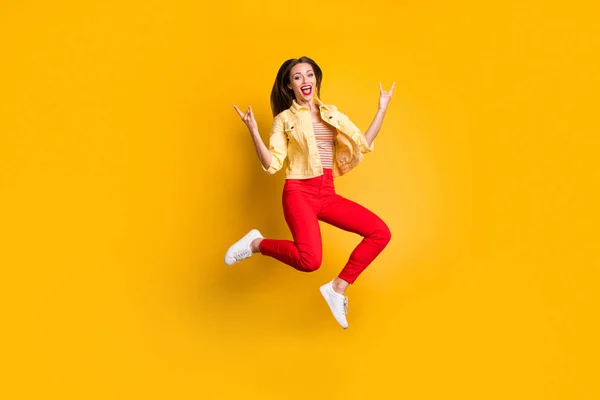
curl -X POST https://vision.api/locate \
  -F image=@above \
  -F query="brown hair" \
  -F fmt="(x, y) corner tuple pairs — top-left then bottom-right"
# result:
(270, 56), (323, 117)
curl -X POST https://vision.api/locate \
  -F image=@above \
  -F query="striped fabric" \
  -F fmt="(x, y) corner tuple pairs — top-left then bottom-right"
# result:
(312, 119), (336, 169)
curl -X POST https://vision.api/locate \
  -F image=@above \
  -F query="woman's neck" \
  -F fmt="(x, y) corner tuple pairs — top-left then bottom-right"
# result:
(296, 98), (316, 111)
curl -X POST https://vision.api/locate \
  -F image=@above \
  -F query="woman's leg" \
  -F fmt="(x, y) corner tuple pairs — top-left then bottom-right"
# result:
(259, 189), (323, 272)
(319, 194), (392, 286)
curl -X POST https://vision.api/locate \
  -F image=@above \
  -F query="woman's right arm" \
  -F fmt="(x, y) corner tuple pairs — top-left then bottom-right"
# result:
(248, 126), (272, 170)
(233, 105), (287, 174)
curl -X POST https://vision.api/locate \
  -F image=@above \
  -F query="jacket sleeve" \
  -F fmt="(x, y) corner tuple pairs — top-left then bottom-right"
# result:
(262, 114), (288, 174)
(338, 111), (374, 153)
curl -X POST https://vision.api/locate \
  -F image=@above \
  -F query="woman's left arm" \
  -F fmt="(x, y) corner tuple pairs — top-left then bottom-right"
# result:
(364, 82), (395, 147)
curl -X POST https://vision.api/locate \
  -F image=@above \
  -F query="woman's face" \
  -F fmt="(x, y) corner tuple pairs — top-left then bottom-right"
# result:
(288, 63), (316, 103)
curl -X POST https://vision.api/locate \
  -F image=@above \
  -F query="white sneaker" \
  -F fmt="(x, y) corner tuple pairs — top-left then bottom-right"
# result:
(224, 229), (263, 266)
(319, 281), (349, 329)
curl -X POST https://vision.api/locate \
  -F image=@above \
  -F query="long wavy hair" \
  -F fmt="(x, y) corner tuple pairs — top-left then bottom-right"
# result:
(270, 56), (323, 117)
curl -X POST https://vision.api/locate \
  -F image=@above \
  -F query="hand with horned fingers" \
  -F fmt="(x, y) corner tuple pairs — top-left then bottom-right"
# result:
(233, 104), (258, 133)
(378, 82), (396, 111)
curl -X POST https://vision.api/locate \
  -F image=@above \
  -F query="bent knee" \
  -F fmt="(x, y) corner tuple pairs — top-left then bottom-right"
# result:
(373, 223), (392, 245)
(298, 255), (322, 272)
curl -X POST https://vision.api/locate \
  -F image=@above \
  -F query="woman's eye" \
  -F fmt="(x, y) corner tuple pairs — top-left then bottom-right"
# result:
(294, 76), (300, 80)
(308, 73), (314, 77)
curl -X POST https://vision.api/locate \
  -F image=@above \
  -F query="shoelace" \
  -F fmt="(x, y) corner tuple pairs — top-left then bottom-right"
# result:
(342, 297), (349, 315)
(233, 247), (252, 261)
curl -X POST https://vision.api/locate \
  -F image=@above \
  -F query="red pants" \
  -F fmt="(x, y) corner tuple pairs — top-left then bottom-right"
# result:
(259, 169), (391, 284)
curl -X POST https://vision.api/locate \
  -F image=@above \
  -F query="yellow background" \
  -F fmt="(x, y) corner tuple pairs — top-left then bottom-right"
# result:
(1, 1), (598, 399)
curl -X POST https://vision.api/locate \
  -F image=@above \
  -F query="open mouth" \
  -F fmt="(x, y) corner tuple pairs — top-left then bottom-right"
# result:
(301, 85), (313, 96)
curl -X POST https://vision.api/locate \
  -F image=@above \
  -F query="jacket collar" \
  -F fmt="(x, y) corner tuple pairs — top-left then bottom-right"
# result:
(290, 97), (330, 114)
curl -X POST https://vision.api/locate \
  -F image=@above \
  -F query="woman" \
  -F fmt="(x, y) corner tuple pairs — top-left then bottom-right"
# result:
(226, 56), (394, 329)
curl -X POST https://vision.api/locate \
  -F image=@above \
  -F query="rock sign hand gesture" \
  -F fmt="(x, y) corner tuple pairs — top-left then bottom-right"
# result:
(233, 104), (258, 133)
(379, 82), (396, 110)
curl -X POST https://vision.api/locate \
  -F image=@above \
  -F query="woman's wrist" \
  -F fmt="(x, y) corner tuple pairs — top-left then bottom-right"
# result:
(249, 127), (260, 137)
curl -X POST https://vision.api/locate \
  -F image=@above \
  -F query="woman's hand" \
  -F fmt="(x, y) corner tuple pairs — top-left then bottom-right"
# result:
(232, 104), (273, 170)
(233, 104), (258, 133)
(378, 82), (396, 111)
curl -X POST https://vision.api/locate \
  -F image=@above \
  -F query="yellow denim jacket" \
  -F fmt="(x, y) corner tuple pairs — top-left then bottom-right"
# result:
(263, 97), (374, 179)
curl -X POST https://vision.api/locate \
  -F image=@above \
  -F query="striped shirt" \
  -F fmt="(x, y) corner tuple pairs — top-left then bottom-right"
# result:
(312, 118), (336, 169)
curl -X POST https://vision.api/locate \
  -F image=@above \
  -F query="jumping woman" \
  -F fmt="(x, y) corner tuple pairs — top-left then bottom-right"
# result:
(226, 56), (394, 329)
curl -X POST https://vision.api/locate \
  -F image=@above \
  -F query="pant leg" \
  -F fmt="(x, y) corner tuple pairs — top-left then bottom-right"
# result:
(318, 194), (391, 284)
(258, 188), (323, 272)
